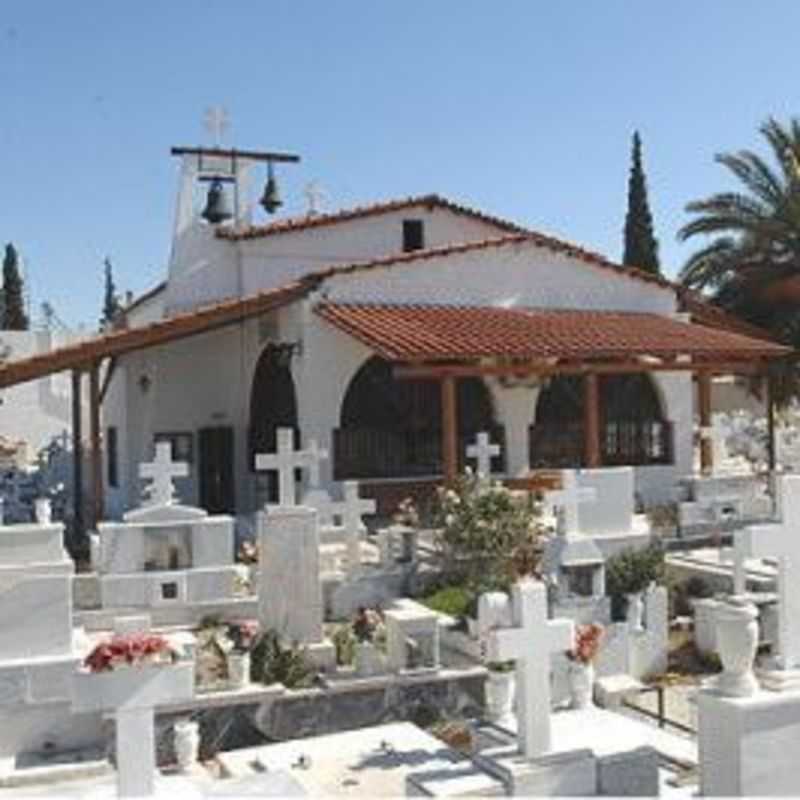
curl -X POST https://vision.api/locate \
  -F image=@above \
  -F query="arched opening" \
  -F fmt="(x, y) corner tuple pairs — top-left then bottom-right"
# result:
(335, 356), (502, 479)
(248, 345), (299, 503)
(530, 373), (672, 468)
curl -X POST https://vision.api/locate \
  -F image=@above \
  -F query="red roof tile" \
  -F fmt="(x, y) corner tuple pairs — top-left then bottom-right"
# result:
(315, 303), (789, 364)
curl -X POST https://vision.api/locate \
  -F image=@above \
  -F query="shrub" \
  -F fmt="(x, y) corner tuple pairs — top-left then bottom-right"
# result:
(606, 544), (665, 599)
(421, 585), (474, 619)
(250, 630), (317, 689)
(433, 471), (544, 594)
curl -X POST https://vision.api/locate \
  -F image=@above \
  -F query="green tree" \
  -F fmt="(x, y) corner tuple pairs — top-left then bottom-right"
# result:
(678, 117), (800, 402)
(623, 132), (661, 274)
(2, 243), (28, 330)
(100, 257), (122, 331)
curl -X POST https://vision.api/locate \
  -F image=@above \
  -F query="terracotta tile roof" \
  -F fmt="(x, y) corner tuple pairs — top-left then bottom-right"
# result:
(215, 194), (527, 241)
(217, 193), (673, 292)
(677, 290), (777, 342)
(0, 280), (314, 389)
(315, 303), (790, 364)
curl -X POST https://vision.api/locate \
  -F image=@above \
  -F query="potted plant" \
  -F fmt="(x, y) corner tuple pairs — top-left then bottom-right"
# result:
(605, 544), (664, 628)
(566, 623), (603, 709)
(484, 660), (515, 721)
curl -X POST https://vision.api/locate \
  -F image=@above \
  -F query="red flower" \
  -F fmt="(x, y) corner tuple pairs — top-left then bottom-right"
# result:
(566, 624), (604, 665)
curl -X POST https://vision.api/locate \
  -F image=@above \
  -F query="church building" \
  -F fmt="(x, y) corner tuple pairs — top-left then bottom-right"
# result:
(0, 144), (788, 530)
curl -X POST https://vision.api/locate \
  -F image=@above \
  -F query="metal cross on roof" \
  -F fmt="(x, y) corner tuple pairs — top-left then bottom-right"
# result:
(203, 106), (230, 148)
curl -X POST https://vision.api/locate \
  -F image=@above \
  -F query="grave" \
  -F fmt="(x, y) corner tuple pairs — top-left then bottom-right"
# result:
(88, 443), (249, 629)
(385, 598), (440, 673)
(0, 516), (103, 771)
(734, 473), (800, 689)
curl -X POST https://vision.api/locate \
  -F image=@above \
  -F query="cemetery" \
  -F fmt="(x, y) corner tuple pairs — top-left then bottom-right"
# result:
(1, 134), (799, 798)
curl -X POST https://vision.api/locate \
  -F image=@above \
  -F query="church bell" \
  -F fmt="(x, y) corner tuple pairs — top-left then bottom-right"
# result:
(260, 161), (282, 214)
(201, 178), (233, 224)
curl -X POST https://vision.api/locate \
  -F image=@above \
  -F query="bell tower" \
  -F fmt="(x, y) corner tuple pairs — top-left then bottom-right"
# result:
(166, 109), (300, 286)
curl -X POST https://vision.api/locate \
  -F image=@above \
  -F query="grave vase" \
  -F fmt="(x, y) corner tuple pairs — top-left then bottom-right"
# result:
(714, 598), (759, 697)
(227, 651), (250, 688)
(627, 593), (645, 632)
(34, 497), (52, 525)
(568, 660), (595, 709)
(173, 719), (200, 772)
(354, 641), (386, 677)
(485, 669), (515, 721)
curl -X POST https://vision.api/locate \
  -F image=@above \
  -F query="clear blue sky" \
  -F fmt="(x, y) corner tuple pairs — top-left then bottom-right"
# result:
(2, 2), (798, 327)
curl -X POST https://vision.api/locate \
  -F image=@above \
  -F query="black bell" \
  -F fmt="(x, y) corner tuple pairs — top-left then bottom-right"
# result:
(260, 162), (282, 214)
(201, 178), (233, 224)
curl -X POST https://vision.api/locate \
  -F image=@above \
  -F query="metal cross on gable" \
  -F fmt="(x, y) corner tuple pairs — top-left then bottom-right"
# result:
(203, 106), (230, 148)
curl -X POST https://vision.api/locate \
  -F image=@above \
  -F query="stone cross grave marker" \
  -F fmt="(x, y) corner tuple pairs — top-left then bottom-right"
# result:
(735, 474), (800, 671)
(341, 481), (376, 572)
(483, 579), (574, 759)
(545, 470), (597, 537)
(466, 431), (501, 480)
(72, 658), (194, 798)
(255, 428), (327, 507)
(139, 442), (189, 507)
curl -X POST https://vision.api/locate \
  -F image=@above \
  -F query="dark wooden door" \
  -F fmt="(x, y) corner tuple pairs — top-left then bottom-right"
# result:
(198, 427), (235, 514)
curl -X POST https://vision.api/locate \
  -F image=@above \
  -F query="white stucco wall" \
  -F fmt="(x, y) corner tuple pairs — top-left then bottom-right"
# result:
(0, 330), (87, 461)
(322, 240), (676, 314)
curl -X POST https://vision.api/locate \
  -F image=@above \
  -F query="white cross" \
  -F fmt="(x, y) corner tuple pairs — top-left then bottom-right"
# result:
(303, 180), (329, 216)
(483, 580), (574, 759)
(203, 106), (229, 147)
(735, 474), (800, 669)
(466, 431), (501, 480)
(306, 439), (328, 490)
(255, 429), (327, 507)
(545, 470), (597, 536)
(341, 481), (376, 571)
(139, 442), (188, 507)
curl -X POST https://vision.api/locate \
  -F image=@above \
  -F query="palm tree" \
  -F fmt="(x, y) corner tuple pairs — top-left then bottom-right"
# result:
(679, 118), (800, 404)
(679, 117), (800, 339)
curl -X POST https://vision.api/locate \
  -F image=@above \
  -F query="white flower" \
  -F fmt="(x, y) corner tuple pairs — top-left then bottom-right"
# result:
(445, 514), (455, 526)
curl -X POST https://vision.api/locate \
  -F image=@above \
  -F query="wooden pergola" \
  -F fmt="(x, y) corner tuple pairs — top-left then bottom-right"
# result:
(316, 303), (792, 485)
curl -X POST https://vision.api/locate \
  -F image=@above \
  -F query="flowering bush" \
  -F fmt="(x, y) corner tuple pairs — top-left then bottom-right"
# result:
(196, 617), (260, 654)
(237, 540), (259, 565)
(566, 624), (604, 665)
(433, 470), (544, 593)
(84, 633), (177, 673)
(393, 497), (420, 528)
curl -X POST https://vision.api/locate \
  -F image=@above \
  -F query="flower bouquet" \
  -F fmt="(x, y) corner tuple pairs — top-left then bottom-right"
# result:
(84, 633), (178, 673)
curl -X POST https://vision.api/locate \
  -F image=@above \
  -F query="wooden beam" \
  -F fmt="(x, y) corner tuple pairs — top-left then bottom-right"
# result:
(89, 362), (103, 529)
(71, 369), (84, 551)
(698, 371), (713, 476)
(98, 356), (117, 405)
(441, 376), (458, 486)
(584, 373), (601, 468)
(170, 146), (300, 163)
(767, 373), (777, 472)
(395, 360), (771, 381)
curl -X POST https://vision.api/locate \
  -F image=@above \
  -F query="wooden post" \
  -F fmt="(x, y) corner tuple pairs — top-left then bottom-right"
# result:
(441, 376), (459, 485)
(71, 369), (84, 549)
(583, 372), (601, 468)
(767, 373), (777, 473)
(89, 362), (103, 528)
(698, 371), (713, 475)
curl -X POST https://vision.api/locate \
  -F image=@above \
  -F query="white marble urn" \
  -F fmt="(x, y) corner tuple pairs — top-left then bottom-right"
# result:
(34, 497), (52, 525)
(627, 593), (645, 633)
(173, 719), (200, 771)
(714, 598), (759, 697)
(568, 661), (595, 709)
(485, 669), (515, 721)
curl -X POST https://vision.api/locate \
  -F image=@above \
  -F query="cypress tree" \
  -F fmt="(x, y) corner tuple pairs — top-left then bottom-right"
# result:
(100, 257), (122, 330)
(623, 132), (661, 274)
(2, 243), (28, 330)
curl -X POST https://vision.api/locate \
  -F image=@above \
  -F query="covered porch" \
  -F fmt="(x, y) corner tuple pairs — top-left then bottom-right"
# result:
(316, 303), (790, 488)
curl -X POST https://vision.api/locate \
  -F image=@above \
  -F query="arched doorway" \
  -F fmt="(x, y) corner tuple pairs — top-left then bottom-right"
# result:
(530, 373), (671, 468)
(335, 356), (502, 479)
(248, 345), (299, 503)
